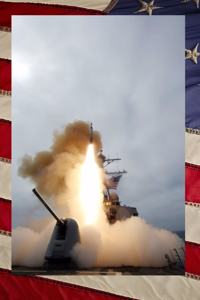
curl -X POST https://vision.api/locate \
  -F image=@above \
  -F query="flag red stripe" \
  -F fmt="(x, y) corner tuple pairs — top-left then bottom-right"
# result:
(0, 198), (11, 232)
(185, 242), (200, 276)
(0, 119), (11, 160)
(0, 59), (11, 92)
(0, 269), (134, 300)
(186, 163), (200, 204)
(0, 1), (104, 28)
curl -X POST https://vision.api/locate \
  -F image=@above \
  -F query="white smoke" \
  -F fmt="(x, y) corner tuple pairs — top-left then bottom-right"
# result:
(72, 217), (184, 268)
(12, 222), (54, 267)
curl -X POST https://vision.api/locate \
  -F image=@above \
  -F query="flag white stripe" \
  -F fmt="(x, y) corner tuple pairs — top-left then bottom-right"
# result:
(186, 131), (200, 165)
(186, 204), (200, 244)
(0, 0), (111, 11)
(41, 275), (200, 299)
(0, 234), (11, 270)
(0, 95), (11, 121)
(0, 31), (11, 60)
(0, 162), (11, 200)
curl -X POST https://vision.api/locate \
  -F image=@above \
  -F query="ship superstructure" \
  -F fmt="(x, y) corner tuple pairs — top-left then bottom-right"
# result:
(98, 149), (138, 224)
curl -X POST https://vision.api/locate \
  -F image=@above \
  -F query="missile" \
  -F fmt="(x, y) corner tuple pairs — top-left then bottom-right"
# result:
(90, 122), (93, 143)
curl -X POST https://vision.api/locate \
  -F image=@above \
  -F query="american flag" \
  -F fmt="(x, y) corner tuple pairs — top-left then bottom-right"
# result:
(0, 0), (200, 299)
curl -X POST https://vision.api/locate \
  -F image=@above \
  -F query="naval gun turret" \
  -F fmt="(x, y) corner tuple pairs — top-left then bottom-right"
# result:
(32, 188), (80, 269)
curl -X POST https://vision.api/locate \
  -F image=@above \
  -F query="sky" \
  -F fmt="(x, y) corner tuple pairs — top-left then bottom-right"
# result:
(12, 16), (185, 231)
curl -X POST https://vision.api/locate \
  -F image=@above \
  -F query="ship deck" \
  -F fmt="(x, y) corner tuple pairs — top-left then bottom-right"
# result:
(12, 266), (184, 276)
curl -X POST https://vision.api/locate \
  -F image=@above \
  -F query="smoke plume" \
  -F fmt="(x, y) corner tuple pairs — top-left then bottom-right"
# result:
(13, 120), (184, 268)
(18, 120), (102, 199)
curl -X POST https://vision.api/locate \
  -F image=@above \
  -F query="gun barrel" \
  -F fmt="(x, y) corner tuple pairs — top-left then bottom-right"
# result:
(32, 188), (64, 225)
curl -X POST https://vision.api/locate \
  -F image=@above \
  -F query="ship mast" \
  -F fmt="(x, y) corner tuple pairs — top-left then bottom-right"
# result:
(99, 150), (127, 174)
(98, 149), (127, 201)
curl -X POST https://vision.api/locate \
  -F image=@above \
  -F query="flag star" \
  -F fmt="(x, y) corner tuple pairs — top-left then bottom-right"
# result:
(185, 44), (200, 64)
(182, 0), (199, 8)
(135, 0), (161, 15)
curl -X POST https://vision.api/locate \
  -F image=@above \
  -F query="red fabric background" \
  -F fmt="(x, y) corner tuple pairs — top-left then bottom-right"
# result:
(185, 242), (200, 276)
(0, 269), (134, 300)
(0, 59), (11, 92)
(0, 119), (11, 160)
(186, 163), (200, 204)
(0, 199), (11, 232)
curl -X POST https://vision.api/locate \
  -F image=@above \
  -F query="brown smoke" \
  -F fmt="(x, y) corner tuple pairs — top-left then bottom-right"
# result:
(18, 120), (102, 198)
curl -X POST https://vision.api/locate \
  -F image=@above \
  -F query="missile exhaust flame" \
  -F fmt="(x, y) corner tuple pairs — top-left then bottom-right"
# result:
(79, 143), (103, 225)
